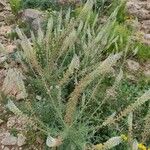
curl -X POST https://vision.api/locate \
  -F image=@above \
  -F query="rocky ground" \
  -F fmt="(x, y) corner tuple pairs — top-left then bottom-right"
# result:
(126, 0), (150, 79)
(127, 0), (150, 45)
(0, 1), (27, 150)
(0, 0), (16, 51)
(0, 0), (149, 150)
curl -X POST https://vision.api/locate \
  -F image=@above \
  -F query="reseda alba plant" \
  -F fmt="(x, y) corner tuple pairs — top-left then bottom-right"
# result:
(5, 0), (150, 149)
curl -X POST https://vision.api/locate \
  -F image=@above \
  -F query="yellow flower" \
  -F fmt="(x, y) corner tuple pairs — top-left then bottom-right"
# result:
(148, 148), (150, 150)
(125, 15), (134, 20)
(120, 134), (128, 141)
(138, 143), (147, 150)
(94, 143), (103, 150)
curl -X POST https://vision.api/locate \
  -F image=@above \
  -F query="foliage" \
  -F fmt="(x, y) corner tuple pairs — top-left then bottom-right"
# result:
(109, 0), (127, 23)
(107, 23), (132, 53)
(9, 0), (22, 15)
(136, 42), (150, 60)
(22, 0), (56, 10)
(22, 0), (78, 10)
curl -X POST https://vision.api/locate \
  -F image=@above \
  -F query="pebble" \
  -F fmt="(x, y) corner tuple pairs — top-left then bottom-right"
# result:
(1, 145), (4, 149)
(144, 34), (150, 40)
(7, 116), (16, 128)
(127, 59), (140, 71)
(0, 119), (4, 125)
(6, 44), (16, 53)
(143, 70), (150, 78)
(17, 134), (26, 147)
(3, 147), (10, 150)
(1, 133), (17, 146)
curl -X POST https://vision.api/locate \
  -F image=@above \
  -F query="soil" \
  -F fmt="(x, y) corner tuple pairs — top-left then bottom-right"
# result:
(127, 0), (150, 45)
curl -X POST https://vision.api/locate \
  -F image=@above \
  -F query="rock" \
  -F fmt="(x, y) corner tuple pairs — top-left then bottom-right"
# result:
(144, 34), (150, 40)
(0, 119), (3, 125)
(2, 68), (28, 100)
(139, 9), (150, 20)
(36, 136), (44, 144)
(146, 3), (150, 10)
(31, 17), (44, 31)
(106, 88), (117, 98)
(126, 2), (141, 14)
(46, 135), (62, 148)
(127, 60), (140, 71)
(141, 20), (150, 33)
(7, 116), (27, 131)
(36, 95), (42, 101)
(0, 13), (5, 21)
(143, 70), (150, 78)
(7, 116), (16, 128)
(0, 54), (7, 64)
(1, 133), (17, 146)
(126, 74), (137, 82)
(145, 61), (150, 68)
(6, 44), (16, 53)
(21, 9), (45, 31)
(22, 9), (43, 23)
(0, 26), (12, 36)
(0, 0), (6, 6)
(0, 69), (7, 87)
(17, 134), (26, 147)
(0, 0), (6, 11)
(3, 147), (10, 150)
(126, 1), (150, 20)
(1, 145), (4, 149)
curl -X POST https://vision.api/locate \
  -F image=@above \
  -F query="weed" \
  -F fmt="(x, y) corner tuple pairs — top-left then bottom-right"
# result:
(9, 0), (22, 15)
(10, 128), (18, 137)
(136, 42), (150, 60)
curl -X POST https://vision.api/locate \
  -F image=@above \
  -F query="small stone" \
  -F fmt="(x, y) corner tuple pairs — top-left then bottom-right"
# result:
(126, 1), (150, 20)
(36, 95), (42, 101)
(144, 34), (150, 40)
(2, 68), (28, 100)
(106, 88), (117, 98)
(36, 137), (44, 144)
(7, 116), (16, 128)
(20, 9), (45, 31)
(0, 0), (6, 6)
(0, 14), (4, 21)
(141, 20), (150, 33)
(31, 17), (44, 31)
(1, 145), (4, 149)
(6, 44), (16, 53)
(143, 70), (150, 78)
(126, 74), (137, 82)
(1, 133), (17, 146)
(126, 2), (141, 14)
(0, 119), (4, 125)
(137, 9), (150, 20)
(146, 3), (150, 10)
(3, 147), (10, 150)
(22, 9), (43, 23)
(0, 0), (6, 11)
(0, 26), (12, 36)
(17, 134), (26, 147)
(127, 59), (140, 71)
(0, 54), (7, 64)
